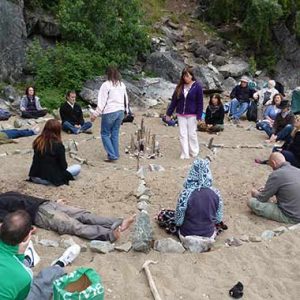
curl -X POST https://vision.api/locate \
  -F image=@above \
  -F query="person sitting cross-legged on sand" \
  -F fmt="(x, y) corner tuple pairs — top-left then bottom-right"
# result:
(0, 126), (40, 145)
(20, 86), (47, 119)
(248, 152), (300, 224)
(198, 93), (224, 133)
(60, 90), (92, 134)
(266, 100), (294, 144)
(28, 119), (81, 186)
(0, 210), (81, 300)
(0, 191), (135, 242)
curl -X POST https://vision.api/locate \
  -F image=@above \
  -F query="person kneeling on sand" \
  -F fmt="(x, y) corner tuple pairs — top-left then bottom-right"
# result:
(248, 152), (300, 224)
(0, 210), (81, 300)
(0, 191), (135, 242)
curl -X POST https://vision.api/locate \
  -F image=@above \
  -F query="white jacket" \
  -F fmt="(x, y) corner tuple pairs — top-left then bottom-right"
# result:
(93, 80), (129, 116)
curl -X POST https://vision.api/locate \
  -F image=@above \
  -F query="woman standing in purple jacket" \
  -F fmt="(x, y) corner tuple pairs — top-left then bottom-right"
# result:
(166, 67), (203, 159)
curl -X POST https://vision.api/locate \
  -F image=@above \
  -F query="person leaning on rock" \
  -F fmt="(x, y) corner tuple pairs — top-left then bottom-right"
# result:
(248, 152), (300, 224)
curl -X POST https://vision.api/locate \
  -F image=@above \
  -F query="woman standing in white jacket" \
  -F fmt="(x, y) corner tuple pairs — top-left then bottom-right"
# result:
(91, 67), (129, 162)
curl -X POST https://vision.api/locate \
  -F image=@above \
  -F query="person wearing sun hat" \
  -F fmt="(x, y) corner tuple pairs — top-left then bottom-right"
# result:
(267, 99), (294, 143)
(229, 75), (256, 124)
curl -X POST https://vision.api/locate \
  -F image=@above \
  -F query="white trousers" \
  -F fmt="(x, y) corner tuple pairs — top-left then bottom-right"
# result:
(177, 115), (199, 159)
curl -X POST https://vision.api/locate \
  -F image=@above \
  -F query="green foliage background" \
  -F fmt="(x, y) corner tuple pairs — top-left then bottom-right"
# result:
(26, 0), (149, 108)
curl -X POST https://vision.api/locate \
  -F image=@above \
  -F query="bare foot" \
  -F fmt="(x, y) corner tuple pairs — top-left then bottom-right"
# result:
(113, 226), (121, 240)
(120, 214), (136, 232)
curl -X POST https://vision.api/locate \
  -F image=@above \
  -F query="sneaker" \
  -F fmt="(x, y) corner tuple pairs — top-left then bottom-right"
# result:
(51, 244), (80, 267)
(24, 240), (40, 267)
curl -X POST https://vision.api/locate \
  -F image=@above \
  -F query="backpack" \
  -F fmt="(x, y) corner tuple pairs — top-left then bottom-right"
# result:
(275, 81), (285, 96)
(246, 100), (257, 122)
(0, 108), (11, 121)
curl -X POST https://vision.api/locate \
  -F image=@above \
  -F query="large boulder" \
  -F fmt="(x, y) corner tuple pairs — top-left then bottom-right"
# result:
(80, 76), (176, 108)
(144, 51), (185, 83)
(0, 0), (27, 81)
(218, 58), (249, 78)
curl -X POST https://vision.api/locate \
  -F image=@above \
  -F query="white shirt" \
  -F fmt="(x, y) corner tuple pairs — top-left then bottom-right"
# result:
(93, 80), (129, 116)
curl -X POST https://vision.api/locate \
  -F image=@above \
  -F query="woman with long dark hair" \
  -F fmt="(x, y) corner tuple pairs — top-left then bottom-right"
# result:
(166, 67), (203, 159)
(20, 86), (47, 119)
(29, 119), (80, 186)
(91, 66), (129, 162)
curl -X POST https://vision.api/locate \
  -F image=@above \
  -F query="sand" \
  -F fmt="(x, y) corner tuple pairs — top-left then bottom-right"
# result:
(0, 109), (300, 300)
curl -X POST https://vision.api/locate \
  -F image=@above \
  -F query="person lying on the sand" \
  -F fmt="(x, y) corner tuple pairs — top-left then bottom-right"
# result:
(248, 152), (300, 224)
(0, 191), (135, 241)
(0, 126), (40, 145)
(157, 158), (227, 240)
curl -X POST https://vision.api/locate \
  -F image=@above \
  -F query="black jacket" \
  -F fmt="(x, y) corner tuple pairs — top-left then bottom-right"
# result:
(29, 142), (74, 186)
(288, 131), (300, 161)
(273, 111), (294, 134)
(205, 105), (225, 125)
(0, 191), (48, 222)
(60, 102), (84, 126)
(230, 85), (255, 103)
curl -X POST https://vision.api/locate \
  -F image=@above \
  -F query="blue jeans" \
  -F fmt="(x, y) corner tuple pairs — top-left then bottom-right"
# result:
(62, 121), (92, 134)
(229, 98), (249, 120)
(256, 121), (273, 137)
(101, 110), (124, 160)
(276, 124), (293, 143)
(2, 129), (35, 139)
(31, 164), (81, 186)
(281, 150), (300, 168)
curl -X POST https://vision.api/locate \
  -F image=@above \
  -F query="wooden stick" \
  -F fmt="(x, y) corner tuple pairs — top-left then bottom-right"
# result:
(142, 260), (162, 300)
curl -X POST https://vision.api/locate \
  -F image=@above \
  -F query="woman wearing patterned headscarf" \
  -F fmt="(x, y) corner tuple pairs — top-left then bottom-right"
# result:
(175, 158), (224, 239)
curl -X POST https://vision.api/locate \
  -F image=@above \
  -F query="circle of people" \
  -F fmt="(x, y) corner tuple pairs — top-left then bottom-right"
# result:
(0, 66), (300, 299)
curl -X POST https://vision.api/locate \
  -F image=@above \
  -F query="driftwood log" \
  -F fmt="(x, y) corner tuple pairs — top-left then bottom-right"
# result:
(142, 260), (162, 300)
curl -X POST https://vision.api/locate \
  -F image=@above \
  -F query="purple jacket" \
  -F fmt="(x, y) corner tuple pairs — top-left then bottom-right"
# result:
(167, 81), (203, 120)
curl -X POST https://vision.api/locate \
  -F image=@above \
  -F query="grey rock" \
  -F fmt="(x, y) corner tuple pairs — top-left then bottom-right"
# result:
(218, 58), (249, 78)
(225, 237), (243, 247)
(14, 119), (25, 128)
(138, 194), (150, 202)
(144, 51), (185, 83)
(132, 210), (153, 252)
(137, 201), (149, 211)
(180, 235), (213, 253)
(273, 226), (288, 236)
(0, 1), (26, 81)
(240, 235), (250, 242)
(288, 223), (300, 231)
(143, 111), (160, 118)
(115, 242), (132, 252)
(222, 77), (237, 93)
(261, 230), (275, 240)
(135, 183), (151, 198)
(39, 239), (59, 248)
(209, 54), (226, 66)
(136, 167), (146, 179)
(90, 240), (115, 254)
(206, 39), (228, 56)
(249, 235), (262, 242)
(3, 85), (20, 103)
(154, 238), (185, 253)
(149, 164), (165, 172)
(160, 26), (184, 45)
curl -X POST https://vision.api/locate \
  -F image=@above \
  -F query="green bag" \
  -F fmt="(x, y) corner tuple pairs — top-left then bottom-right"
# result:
(53, 267), (104, 300)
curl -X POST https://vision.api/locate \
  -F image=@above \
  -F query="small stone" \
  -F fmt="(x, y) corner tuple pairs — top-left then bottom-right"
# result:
(138, 194), (150, 202)
(273, 226), (288, 236)
(27, 120), (36, 125)
(115, 242), (132, 252)
(0, 153), (8, 157)
(137, 201), (149, 211)
(149, 164), (165, 172)
(288, 223), (300, 231)
(180, 235), (213, 253)
(14, 119), (24, 128)
(39, 239), (59, 248)
(90, 240), (115, 254)
(225, 237), (243, 247)
(249, 236), (262, 242)
(240, 235), (250, 242)
(135, 183), (151, 198)
(154, 238), (185, 253)
(12, 149), (21, 155)
(261, 230), (275, 240)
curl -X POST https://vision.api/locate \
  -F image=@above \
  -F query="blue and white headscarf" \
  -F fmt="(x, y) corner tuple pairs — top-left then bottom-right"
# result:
(175, 158), (223, 226)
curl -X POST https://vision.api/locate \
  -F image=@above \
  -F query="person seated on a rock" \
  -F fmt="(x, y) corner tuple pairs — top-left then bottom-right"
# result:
(0, 210), (81, 300)
(256, 93), (282, 137)
(198, 94), (224, 133)
(60, 91), (92, 134)
(0, 126), (40, 145)
(229, 76), (255, 124)
(20, 86), (47, 119)
(175, 158), (225, 242)
(28, 119), (81, 186)
(253, 80), (279, 121)
(0, 191), (135, 242)
(248, 152), (300, 224)
(266, 100), (294, 144)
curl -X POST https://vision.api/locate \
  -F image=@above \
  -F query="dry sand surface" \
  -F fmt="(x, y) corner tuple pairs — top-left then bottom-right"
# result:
(0, 110), (300, 300)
